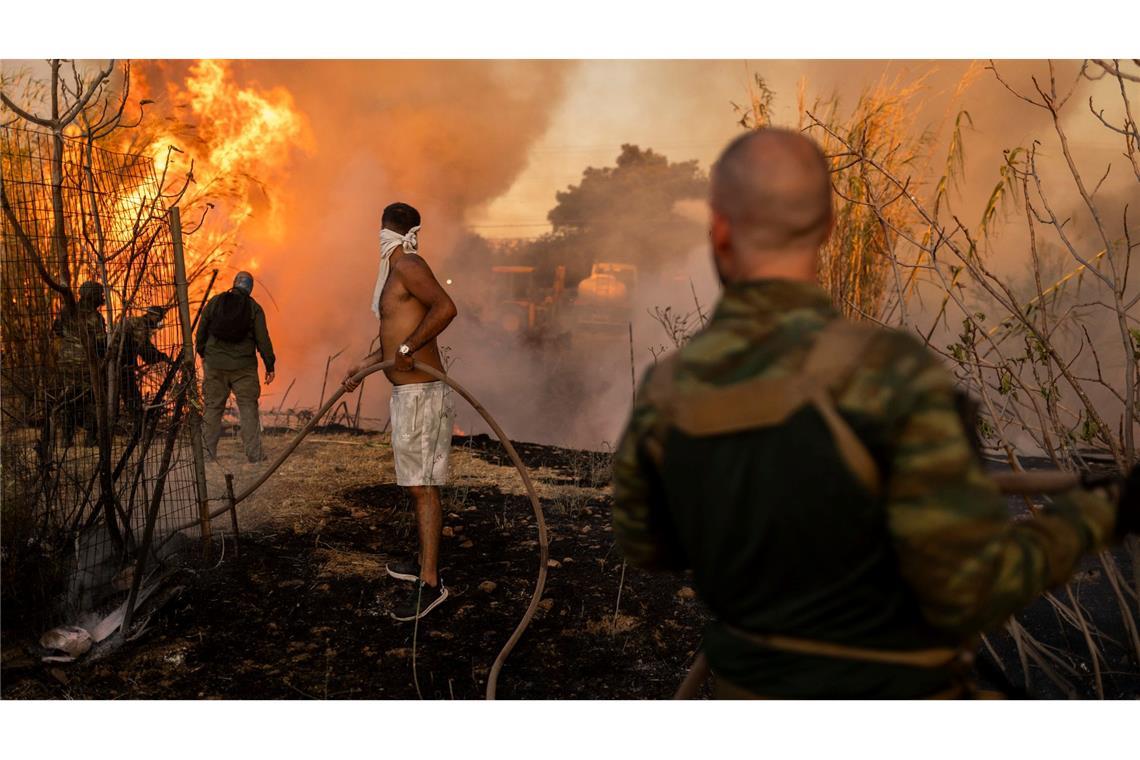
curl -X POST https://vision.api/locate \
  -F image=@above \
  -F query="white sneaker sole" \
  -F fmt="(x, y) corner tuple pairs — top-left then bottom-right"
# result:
(386, 564), (419, 582)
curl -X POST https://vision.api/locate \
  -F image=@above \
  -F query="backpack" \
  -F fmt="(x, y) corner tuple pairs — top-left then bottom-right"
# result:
(209, 290), (254, 343)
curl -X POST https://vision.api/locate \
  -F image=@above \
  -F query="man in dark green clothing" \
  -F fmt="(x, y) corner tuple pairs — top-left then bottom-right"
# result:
(196, 271), (276, 462)
(612, 129), (1136, 698)
(117, 305), (174, 435)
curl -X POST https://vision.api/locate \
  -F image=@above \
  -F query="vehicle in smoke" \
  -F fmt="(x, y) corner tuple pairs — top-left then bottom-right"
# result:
(485, 264), (570, 348)
(574, 261), (638, 337)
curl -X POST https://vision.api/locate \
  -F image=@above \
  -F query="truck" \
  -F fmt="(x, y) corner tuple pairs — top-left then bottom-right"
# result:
(573, 262), (638, 336)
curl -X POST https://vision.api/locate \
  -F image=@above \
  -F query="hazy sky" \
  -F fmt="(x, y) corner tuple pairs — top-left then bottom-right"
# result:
(468, 60), (1127, 239)
(471, 60), (752, 236)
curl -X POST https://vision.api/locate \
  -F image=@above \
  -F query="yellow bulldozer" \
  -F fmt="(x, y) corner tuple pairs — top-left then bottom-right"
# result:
(484, 260), (638, 347)
(487, 264), (570, 347)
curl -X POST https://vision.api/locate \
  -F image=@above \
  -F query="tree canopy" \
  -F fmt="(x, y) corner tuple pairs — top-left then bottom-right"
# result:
(535, 144), (708, 284)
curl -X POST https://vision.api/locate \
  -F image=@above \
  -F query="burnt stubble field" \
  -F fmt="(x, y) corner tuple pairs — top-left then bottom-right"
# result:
(1, 433), (707, 699)
(3, 433), (1136, 699)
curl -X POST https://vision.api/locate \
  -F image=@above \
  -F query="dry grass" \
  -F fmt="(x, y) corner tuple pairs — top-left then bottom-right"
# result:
(314, 548), (388, 581)
(205, 431), (604, 536)
(585, 613), (639, 636)
(204, 432), (396, 532)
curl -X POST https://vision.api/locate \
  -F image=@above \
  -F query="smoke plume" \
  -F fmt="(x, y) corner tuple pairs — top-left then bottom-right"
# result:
(134, 60), (1134, 451)
(139, 60), (571, 429)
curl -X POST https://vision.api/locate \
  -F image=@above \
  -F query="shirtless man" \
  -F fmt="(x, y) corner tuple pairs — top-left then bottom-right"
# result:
(343, 202), (458, 621)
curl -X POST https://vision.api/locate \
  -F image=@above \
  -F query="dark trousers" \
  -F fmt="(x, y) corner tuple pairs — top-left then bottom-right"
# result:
(202, 364), (263, 462)
(119, 367), (151, 436)
(59, 380), (97, 447)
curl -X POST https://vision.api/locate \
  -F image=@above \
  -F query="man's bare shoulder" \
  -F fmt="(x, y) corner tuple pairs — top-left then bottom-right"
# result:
(392, 253), (434, 277)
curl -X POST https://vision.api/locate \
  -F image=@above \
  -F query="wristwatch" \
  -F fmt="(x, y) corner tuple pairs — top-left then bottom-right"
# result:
(398, 343), (412, 357)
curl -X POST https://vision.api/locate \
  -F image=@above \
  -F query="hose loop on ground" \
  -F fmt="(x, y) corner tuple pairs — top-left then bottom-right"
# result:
(192, 360), (548, 700)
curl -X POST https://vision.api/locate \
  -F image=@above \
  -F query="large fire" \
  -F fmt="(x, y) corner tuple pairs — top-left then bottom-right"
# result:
(123, 60), (311, 274)
(97, 60), (567, 431)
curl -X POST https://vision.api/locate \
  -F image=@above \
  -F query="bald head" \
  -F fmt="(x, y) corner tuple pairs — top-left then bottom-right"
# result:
(711, 128), (833, 255)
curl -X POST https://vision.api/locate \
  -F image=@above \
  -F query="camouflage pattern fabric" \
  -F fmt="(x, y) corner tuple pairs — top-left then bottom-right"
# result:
(50, 307), (107, 446)
(612, 279), (1117, 696)
(53, 308), (107, 372)
(121, 315), (171, 367)
(115, 316), (172, 433)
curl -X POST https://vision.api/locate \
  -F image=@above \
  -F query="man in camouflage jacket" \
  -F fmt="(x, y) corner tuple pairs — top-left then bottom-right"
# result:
(612, 129), (1134, 698)
(52, 280), (108, 447)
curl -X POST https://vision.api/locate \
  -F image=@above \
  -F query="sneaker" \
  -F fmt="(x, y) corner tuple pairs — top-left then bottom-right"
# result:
(386, 560), (420, 583)
(391, 579), (449, 621)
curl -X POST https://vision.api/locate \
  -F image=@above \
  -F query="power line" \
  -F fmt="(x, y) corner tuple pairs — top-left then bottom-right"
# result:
(466, 222), (552, 228)
(527, 142), (725, 154)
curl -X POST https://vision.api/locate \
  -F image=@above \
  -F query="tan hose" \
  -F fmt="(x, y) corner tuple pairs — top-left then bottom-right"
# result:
(176, 360), (548, 700)
(169, 359), (1101, 701)
(991, 470), (1081, 495)
(673, 652), (710, 699)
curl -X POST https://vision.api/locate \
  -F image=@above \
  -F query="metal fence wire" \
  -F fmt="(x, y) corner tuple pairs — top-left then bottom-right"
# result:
(1, 124), (205, 627)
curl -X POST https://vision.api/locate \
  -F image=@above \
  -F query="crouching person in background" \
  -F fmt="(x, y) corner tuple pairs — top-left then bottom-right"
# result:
(118, 305), (174, 435)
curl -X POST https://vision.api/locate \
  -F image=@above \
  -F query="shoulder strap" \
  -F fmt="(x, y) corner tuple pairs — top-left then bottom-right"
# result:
(801, 318), (880, 380)
(642, 353), (681, 468)
(802, 320), (883, 498)
(649, 319), (884, 497)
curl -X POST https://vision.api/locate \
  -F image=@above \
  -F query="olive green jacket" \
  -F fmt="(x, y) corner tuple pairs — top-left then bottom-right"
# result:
(195, 290), (276, 373)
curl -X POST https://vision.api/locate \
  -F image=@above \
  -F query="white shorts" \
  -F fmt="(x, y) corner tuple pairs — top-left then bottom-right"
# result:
(389, 381), (454, 486)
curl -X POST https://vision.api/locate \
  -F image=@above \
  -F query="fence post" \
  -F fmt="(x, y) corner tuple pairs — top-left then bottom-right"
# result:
(169, 206), (213, 561)
(225, 473), (240, 558)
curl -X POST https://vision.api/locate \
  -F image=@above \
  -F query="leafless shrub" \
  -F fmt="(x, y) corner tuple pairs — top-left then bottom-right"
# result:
(800, 60), (1139, 696)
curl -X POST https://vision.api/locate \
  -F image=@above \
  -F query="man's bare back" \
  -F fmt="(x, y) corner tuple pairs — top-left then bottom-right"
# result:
(378, 254), (448, 385)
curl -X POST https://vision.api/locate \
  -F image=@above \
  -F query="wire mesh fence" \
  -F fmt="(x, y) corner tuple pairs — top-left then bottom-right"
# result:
(1, 124), (205, 628)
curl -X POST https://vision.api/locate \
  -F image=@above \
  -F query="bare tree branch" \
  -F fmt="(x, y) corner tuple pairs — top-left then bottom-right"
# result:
(1091, 59), (1140, 83)
(0, 90), (53, 127)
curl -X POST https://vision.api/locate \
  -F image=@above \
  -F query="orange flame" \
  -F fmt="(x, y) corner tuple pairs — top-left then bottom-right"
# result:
(125, 60), (311, 273)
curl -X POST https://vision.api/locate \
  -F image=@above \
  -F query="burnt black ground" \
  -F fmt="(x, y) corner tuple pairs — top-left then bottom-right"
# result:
(2, 436), (1136, 699)
(973, 535), (1139, 699)
(1, 435), (706, 699)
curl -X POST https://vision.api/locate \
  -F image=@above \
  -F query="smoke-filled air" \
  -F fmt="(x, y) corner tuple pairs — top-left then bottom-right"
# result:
(3, 59), (1134, 453)
(3, 53), (1139, 705)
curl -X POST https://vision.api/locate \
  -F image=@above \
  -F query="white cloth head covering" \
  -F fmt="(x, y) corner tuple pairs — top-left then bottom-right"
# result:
(371, 225), (420, 319)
